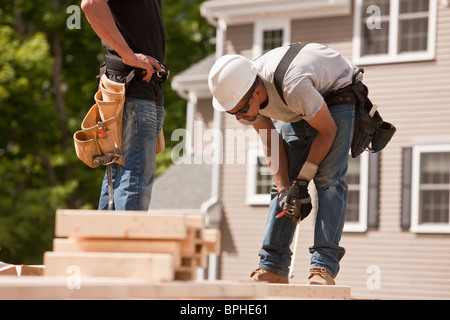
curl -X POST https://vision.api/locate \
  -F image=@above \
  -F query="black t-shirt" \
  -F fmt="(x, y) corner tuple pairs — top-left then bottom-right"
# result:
(102, 0), (166, 105)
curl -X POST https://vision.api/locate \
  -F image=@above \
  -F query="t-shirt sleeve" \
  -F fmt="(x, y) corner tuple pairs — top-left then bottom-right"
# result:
(284, 76), (324, 120)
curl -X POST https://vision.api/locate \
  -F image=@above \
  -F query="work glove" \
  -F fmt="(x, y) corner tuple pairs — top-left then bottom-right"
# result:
(278, 188), (294, 216)
(278, 179), (312, 223)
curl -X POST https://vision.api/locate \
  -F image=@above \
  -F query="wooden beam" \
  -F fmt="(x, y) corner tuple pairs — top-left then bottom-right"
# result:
(267, 284), (351, 300)
(19, 265), (45, 276)
(0, 265), (18, 276)
(55, 210), (187, 239)
(0, 278), (270, 300)
(203, 229), (221, 255)
(44, 251), (174, 281)
(52, 238), (182, 267)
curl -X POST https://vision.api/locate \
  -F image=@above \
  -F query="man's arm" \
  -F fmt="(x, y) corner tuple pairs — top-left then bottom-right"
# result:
(81, 0), (162, 82)
(252, 116), (290, 193)
(300, 101), (337, 179)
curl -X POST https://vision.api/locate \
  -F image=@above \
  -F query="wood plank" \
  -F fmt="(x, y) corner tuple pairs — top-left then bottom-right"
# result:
(0, 277), (270, 300)
(180, 228), (199, 257)
(0, 265), (18, 276)
(20, 265), (45, 276)
(0, 263), (44, 276)
(267, 284), (351, 300)
(185, 215), (205, 229)
(55, 209), (187, 240)
(52, 238), (182, 267)
(44, 251), (174, 281)
(180, 215), (207, 269)
(203, 229), (221, 255)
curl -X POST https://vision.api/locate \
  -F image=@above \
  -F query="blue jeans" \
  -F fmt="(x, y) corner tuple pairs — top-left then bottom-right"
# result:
(98, 98), (164, 211)
(258, 104), (355, 278)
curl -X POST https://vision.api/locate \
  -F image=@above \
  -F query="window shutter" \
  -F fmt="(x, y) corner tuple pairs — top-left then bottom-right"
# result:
(401, 147), (413, 230)
(367, 152), (380, 229)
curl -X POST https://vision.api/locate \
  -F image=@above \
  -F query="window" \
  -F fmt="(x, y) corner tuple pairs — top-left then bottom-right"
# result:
(253, 19), (291, 59)
(246, 146), (272, 205)
(410, 144), (450, 233)
(344, 152), (370, 232)
(263, 30), (284, 54)
(353, 0), (437, 65)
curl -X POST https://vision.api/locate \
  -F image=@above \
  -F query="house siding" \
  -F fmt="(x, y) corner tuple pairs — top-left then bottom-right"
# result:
(338, 5), (450, 299)
(219, 4), (450, 299)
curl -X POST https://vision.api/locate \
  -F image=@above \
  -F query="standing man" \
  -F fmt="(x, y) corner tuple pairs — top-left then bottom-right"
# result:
(208, 43), (358, 284)
(81, 0), (166, 211)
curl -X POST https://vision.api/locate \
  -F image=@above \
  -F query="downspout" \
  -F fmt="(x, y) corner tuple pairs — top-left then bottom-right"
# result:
(199, 5), (226, 280)
(200, 18), (226, 226)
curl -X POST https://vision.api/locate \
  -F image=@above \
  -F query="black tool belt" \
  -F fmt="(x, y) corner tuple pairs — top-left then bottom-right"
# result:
(340, 68), (396, 158)
(323, 85), (357, 106)
(98, 53), (170, 86)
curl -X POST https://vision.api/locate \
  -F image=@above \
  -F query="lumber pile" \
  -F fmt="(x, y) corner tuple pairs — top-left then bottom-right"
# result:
(44, 209), (221, 282)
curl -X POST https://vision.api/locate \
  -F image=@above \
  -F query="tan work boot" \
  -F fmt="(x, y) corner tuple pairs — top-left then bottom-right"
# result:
(250, 268), (289, 284)
(307, 268), (335, 285)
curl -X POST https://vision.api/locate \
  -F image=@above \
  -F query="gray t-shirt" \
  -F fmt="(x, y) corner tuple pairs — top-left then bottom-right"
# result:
(253, 43), (356, 123)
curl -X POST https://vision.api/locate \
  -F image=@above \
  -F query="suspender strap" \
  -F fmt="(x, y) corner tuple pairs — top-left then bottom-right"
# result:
(273, 42), (308, 105)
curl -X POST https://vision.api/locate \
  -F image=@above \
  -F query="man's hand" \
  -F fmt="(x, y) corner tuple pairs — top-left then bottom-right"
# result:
(81, 0), (163, 83)
(278, 188), (294, 216)
(278, 179), (312, 222)
(123, 53), (163, 83)
(295, 179), (312, 221)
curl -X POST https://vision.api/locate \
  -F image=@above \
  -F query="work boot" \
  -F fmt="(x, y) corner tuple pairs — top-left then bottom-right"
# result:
(250, 268), (289, 284)
(307, 268), (335, 285)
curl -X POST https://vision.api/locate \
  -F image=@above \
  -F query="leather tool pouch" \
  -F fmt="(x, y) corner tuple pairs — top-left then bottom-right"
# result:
(101, 54), (166, 155)
(349, 76), (396, 158)
(74, 55), (166, 168)
(74, 74), (126, 168)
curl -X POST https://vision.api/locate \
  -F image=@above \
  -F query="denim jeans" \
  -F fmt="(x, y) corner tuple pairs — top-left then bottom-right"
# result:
(258, 103), (355, 278)
(98, 97), (164, 211)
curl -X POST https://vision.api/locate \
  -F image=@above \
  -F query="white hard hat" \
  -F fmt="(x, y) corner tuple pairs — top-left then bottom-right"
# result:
(208, 54), (258, 112)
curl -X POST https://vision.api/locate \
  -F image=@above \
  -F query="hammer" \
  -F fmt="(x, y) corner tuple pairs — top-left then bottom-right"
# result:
(93, 153), (122, 210)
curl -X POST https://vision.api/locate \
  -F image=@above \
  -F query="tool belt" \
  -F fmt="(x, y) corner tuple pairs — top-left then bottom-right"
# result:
(100, 53), (170, 84)
(324, 69), (396, 158)
(74, 55), (167, 168)
(274, 43), (395, 158)
(101, 54), (167, 156)
(74, 74), (126, 168)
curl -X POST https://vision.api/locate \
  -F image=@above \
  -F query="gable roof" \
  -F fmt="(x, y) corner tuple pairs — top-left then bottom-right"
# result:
(171, 54), (216, 99)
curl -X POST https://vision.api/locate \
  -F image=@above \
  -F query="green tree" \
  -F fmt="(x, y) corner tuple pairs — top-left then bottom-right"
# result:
(0, 0), (214, 264)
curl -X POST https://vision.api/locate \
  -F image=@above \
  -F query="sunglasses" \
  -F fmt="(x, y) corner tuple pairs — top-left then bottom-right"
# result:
(227, 81), (258, 116)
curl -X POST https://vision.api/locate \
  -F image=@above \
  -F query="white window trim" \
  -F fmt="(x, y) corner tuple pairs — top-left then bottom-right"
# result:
(252, 18), (291, 59)
(344, 152), (369, 233)
(246, 145), (271, 205)
(411, 144), (450, 234)
(353, 0), (437, 66)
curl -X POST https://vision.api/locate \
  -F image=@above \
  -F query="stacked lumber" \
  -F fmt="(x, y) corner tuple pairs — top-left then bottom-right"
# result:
(44, 209), (220, 282)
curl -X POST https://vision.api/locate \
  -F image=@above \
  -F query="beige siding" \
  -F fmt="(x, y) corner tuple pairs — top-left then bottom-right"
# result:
(218, 4), (450, 299)
(225, 24), (254, 57)
(291, 14), (354, 58)
(338, 5), (450, 299)
(196, 98), (215, 132)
